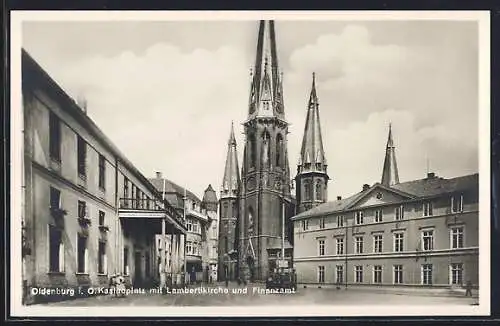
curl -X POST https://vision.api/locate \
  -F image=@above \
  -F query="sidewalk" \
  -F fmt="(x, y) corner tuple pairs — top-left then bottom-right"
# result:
(299, 284), (479, 299)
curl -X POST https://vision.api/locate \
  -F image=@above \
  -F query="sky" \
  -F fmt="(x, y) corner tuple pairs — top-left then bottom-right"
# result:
(21, 18), (480, 201)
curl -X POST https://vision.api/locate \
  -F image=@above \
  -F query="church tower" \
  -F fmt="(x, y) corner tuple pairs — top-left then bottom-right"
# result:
(295, 73), (329, 213)
(218, 122), (240, 281)
(381, 123), (400, 186)
(239, 20), (294, 281)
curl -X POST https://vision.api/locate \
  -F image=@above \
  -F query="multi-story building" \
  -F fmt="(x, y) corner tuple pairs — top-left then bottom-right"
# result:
(202, 185), (219, 282)
(149, 174), (216, 283)
(291, 126), (479, 288)
(21, 50), (186, 304)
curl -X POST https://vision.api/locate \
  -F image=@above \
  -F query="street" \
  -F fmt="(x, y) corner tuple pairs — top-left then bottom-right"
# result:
(35, 283), (478, 307)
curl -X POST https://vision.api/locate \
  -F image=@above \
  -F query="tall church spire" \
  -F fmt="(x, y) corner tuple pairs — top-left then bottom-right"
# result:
(295, 73), (329, 213)
(297, 73), (327, 173)
(248, 20), (285, 120)
(381, 123), (400, 186)
(221, 122), (240, 198)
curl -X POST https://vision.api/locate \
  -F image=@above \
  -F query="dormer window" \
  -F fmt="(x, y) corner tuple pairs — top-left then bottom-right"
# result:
(301, 219), (309, 231)
(423, 201), (433, 217)
(451, 194), (464, 213)
(395, 205), (404, 220)
(355, 211), (364, 225)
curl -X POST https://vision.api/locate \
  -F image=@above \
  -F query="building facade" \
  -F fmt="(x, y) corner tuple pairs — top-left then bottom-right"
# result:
(237, 20), (295, 281)
(291, 127), (479, 288)
(149, 174), (216, 283)
(21, 50), (186, 304)
(202, 185), (219, 282)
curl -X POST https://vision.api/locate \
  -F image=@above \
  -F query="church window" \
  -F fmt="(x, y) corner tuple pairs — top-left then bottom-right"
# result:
(316, 180), (322, 201)
(249, 134), (256, 168)
(304, 180), (312, 201)
(276, 134), (283, 167)
(262, 131), (271, 166)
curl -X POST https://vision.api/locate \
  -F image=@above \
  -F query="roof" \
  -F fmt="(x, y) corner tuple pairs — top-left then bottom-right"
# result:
(291, 173), (478, 220)
(149, 177), (201, 209)
(202, 184), (218, 204)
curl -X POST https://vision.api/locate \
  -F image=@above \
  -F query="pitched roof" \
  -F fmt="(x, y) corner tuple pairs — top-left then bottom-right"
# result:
(202, 184), (218, 204)
(149, 177), (201, 209)
(291, 173), (478, 220)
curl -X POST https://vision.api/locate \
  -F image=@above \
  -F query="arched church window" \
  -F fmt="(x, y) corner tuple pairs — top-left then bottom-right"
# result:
(262, 131), (271, 166)
(304, 180), (312, 201)
(248, 207), (255, 234)
(276, 134), (283, 167)
(316, 180), (323, 201)
(249, 134), (256, 168)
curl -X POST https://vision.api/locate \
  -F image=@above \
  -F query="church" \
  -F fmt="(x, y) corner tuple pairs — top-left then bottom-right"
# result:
(217, 20), (479, 288)
(217, 20), (329, 282)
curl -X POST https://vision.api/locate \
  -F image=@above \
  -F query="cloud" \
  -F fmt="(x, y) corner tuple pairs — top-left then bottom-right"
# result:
(24, 22), (478, 202)
(283, 24), (478, 198)
(37, 42), (251, 198)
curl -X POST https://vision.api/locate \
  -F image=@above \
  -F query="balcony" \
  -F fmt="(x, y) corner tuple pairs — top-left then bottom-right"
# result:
(119, 198), (186, 235)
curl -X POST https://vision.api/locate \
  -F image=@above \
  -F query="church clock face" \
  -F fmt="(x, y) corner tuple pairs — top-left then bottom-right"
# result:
(247, 177), (256, 190)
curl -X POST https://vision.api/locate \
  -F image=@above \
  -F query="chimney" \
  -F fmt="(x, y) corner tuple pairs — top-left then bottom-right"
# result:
(363, 184), (370, 191)
(337, 196), (342, 201)
(427, 172), (436, 179)
(156, 171), (162, 179)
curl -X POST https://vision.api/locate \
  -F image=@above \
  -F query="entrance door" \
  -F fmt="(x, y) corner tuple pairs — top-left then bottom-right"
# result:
(134, 251), (142, 286)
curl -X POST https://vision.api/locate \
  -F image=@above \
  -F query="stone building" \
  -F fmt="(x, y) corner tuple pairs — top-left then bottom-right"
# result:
(21, 50), (186, 304)
(291, 126), (479, 288)
(236, 20), (296, 281)
(149, 174), (217, 283)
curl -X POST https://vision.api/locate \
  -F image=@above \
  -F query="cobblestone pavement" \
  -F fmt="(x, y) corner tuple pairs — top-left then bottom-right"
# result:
(35, 282), (479, 307)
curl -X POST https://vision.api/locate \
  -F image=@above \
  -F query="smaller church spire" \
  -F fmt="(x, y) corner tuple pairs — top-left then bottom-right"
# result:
(221, 122), (241, 198)
(381, 123), (400, 186)
(297, 72), (327, 175)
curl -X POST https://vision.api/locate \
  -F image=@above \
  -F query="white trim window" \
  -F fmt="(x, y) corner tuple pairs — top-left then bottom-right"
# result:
(355, 265), (363, 283)
(394, 232), (404, 252)
(186, 219), (193, 232)
(373, 265), (382, 284)
(393, 265), (403, 284)
(336, 265), (344, 284)
(337, 215), (344, 228)
(48, 224), (64, 273)
(422, 230), (434, 251)
(373, 234), (383, 253)
(319, 217), (325, 229)
(451, 194), (464, 213)
(301, 219), (309, 231)
(97, 240), (107, 275)
(450, 226), (464, 249)
(421, 264), (433, 285)
(336, 237), (344, 255)
(395, 205), (404, 220)
(76, 233), (88, 274)
(186, 241), (193, 255)
(423, 201), (433, 217)
(355, 211), (364, 225)
(375, 209), (383, 223)
(450, 263), (464, 285)
(355, 236), (364, 254)
(318, 239), (325, 256)
(318, 266), (325, 283)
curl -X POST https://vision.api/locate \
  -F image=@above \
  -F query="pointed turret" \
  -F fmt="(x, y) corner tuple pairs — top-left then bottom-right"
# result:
(297, 73), (327, 175)
(221, 122), (240, 198)
(381, 123), (400, 186)
(247, 20), (285, 120)
(295, 73), (329, 214)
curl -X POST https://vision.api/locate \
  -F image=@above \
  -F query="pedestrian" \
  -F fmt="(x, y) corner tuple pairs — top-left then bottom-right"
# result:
(465, 280), (473, 297)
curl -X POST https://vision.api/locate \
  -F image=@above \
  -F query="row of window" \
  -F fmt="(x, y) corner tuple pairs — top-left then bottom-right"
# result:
(317, 226), (464, 256)
(186, 241), (201, 256)
(49, 225), (108, 275)
(300, 195), (465, 231)
(247, 132), (284, 168)
(317, 263), (464, 285)
(303, 180), (324, 201)
(50, 112), (106, 190)
(186, 218), (201, 234)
